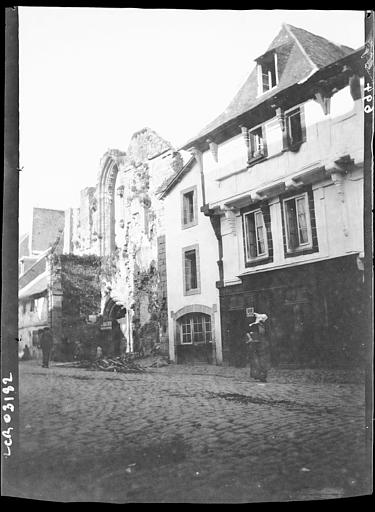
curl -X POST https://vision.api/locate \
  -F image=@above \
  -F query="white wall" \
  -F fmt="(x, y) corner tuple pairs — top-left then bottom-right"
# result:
(201, 85), (364, 283)
(204, 86), (363, 207)
(163, 82), (364, 361)
(18, 295), (49, 358)
(164, 162), (222, 362)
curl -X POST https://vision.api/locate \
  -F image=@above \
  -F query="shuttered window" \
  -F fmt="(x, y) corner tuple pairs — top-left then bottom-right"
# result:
(296, 197), (309, 244)
(244, 209), (268, 261)
(286, 106), (305, 149)
(181, 186), (198, 229)
(249, 127), (265, 159)
(284, 194), (311, 251)
(258, 52), (278, 93)
(183, 191), (195, 225)
(184, 249), (197, 291)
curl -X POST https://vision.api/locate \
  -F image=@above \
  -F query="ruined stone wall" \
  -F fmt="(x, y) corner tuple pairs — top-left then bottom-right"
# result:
(157, 235), (168, 353)
(79, 187), (96, 254)
(63, 209), (74, 254)
(63, 128), (184, 356)
(49, 253), (102, 361)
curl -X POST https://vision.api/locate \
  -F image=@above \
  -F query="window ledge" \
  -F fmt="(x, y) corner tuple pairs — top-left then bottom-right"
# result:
(256, 85), (277, 99)
(245, 255), (273, 268)
(247, 154), (267, 168)
(184, 288), (201, 296)
(181, 220), (198, 230)
(284, 246), (318, 258)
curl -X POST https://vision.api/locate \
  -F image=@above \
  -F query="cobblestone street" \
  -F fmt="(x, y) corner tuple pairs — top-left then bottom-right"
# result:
(8, 361), (371, 503)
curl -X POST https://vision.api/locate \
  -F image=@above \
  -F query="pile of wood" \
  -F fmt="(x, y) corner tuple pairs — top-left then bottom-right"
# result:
(77, 356), (146, 374)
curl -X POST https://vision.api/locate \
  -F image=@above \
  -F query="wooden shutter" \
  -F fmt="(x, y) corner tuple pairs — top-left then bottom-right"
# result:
(183, 194), (188, 224)
(254, 211), (266, 255)
(260, 125), (267, 157)
(190, 251), (197, 289)
(185, 252), (192, 290)
(300, 105), (306, 142)
(262, 69), (270, 91)
(246, 214), (257, 258)
(185, 250), (197, 290)
(249, 128), (265, 158)
(291, 110), (302, 145)
(296, 197), (308, 244)
(249, 131), (256, 158)
(285, 200), (299, 250)
(188, 192), (194, 223)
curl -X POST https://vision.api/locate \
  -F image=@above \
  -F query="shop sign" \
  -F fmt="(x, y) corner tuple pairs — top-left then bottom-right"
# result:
(246, 307), (255, 317)
(100, 321), (112, 330)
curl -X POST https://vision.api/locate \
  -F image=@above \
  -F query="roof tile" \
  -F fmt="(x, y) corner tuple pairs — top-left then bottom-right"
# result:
(181, 24), (355, 149)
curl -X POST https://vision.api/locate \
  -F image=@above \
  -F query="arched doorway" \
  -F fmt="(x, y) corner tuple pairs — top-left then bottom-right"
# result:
(173, 304), (216, 364)
(102, 297), (133, 354)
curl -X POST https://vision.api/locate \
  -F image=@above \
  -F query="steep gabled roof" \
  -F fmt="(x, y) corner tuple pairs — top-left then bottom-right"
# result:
(19, 271), (48, 300)
(285, 24), (355, 69)
(157, 156), (196, 199)
(181, 23), (356, 150)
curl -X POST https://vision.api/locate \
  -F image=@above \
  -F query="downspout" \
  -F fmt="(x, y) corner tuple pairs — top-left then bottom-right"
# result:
(189, 147), (206, 206)
(187, 145), (224, 364)
(188, 146), (224, 286)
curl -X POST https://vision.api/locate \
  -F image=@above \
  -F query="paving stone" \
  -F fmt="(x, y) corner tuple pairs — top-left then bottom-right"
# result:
(10, 360), (371, 502)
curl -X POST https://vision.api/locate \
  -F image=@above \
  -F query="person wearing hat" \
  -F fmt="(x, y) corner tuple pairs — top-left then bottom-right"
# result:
(245, 312), (271, 383)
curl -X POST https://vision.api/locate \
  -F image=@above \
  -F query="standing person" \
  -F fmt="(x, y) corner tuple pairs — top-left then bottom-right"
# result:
(112, 320), (123, 356)
(246, 313), (271, 383)
(119, 335), (127, 360)
(40, 327), (53, 368)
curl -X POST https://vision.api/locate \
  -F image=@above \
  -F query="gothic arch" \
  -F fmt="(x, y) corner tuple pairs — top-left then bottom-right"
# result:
(97, 153), (121, 256)
(102, 296), (127, 321)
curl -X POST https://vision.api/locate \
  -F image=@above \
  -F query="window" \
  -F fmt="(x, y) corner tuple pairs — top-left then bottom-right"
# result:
(257, 52), (278, 95)
(181, 186), (198, 229)
(30, 299), (35, 312)
(283, 194), (312, 251)
(244, 210), (268, 260)
(22, 302), (26, 314)
(179, 313), (212, 344)
(249, 126), (267, 161)
(183, 191), (194, 223)
(241, 204), (273, 267)
(286, 106), (306, 150)
(185, 250), (197, 290)
(182, 245), (200, 295)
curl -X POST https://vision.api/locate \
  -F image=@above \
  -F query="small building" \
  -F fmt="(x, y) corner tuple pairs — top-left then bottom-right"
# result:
(160, 24), (365, 367)
(18, 259), (49, 359)
(18, 207), (65, 359)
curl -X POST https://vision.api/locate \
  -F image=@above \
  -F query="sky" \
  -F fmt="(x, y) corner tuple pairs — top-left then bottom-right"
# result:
(18, 8), (365, 235)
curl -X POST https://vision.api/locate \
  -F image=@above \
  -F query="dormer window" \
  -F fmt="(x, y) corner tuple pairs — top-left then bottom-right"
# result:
(257, 52), (278, 95)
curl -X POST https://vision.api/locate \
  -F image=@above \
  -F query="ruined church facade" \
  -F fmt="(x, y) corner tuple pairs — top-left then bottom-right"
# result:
(64, 128), (184, 355)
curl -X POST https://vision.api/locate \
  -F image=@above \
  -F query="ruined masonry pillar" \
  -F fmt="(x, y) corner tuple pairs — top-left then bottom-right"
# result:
(47, 254), (63, 360)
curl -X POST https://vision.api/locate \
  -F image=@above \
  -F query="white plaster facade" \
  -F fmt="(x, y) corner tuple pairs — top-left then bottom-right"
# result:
(204, 91), (364, 284)
(161, 25), (365, 367)
(163, 161), (223, 363)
